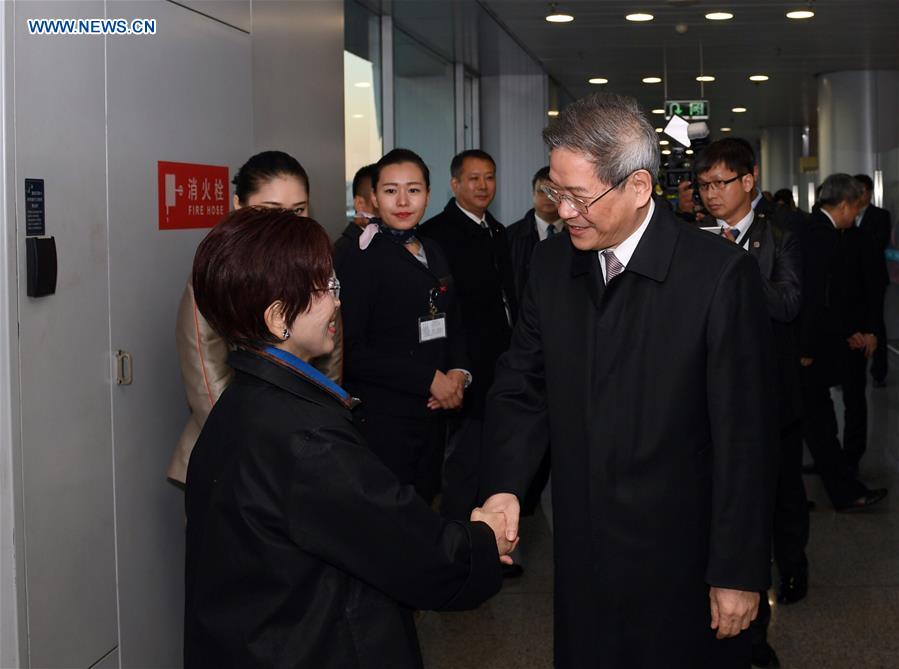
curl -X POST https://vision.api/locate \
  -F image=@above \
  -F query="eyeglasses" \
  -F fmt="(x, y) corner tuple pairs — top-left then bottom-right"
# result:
(540, 173), (632, 215)
(696, 175), (746, 193)
(315, 275), (340, 301)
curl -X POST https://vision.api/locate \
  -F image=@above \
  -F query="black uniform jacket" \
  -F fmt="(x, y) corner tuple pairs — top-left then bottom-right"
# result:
(798, 209), (883, 373)
(481, 204), (777, 668)
(419, 199), (518, 415)
(858, 204), (892, 287)
(335, 229), (468, 417)
(184, 349), (502, 669)
(507, 209), (540, 303)
(743, 211), (803, 426)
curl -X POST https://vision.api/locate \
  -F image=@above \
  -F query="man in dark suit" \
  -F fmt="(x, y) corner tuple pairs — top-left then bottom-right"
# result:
(419, 149), (517, 522)
(480, 93), (777, 668)
(854, 174), (892, 386)
(696, 138), (806, 668)
(799, 173), (887, 504)
(507, 166), (563, 302)
(334, 163), (377, 256)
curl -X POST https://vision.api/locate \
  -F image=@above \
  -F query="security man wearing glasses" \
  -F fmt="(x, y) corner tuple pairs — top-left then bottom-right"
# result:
(694, 137), (806, 669)
(479, 93), (777, 668)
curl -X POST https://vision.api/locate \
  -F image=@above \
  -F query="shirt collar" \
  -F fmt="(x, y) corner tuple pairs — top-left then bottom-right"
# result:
(600, 199), (654, 268)
(751, 189), (763, 211)
(821, 207), (838, 229)
(716, 207), (754, 236)
(534, 212), (562, 238)
(455, 200), (487, 226)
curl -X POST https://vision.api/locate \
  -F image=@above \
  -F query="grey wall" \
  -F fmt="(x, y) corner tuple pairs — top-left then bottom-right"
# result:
(252, 0), (346, 238)
(478, 17), (548, 224)
(2, 0), (347, 667)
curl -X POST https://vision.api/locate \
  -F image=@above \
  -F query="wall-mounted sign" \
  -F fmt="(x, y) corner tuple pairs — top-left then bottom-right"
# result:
(157, 161), (229, 230)
(25, 178), (45, 236)
(664, 100), (710, 121)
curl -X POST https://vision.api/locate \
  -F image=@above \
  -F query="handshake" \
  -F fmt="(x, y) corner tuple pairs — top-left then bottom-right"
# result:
(470, 492), (520, 565)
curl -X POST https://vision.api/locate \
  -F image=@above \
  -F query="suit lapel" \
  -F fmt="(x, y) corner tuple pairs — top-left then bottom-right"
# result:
(746, 213), (775, 278)
(570, 247), (604, 309)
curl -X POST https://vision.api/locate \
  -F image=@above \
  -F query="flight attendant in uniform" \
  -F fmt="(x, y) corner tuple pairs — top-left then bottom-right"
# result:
(335, 148), (470, 503)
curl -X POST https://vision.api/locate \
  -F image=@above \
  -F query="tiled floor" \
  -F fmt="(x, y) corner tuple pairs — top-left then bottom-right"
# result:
(417, 358), (899, 668)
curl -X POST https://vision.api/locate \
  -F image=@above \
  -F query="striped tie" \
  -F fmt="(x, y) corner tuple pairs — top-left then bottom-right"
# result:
(602, 250), (624, 284)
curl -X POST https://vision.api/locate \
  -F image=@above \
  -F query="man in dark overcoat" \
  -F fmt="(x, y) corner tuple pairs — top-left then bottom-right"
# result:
(480, 93), (777, 668)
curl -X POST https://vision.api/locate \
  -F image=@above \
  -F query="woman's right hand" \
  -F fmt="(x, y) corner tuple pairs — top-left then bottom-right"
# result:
(428, 370), (464, 410)
(470, 507), (517, 563)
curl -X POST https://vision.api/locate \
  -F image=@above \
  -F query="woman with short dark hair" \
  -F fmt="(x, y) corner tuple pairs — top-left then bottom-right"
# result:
(184, 206), (510, 669)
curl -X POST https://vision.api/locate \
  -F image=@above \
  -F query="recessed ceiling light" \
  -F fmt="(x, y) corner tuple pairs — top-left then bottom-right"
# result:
(685, 149), (694, 155)
(643, 76), (662, 84)
(546, 4), (574, 23)
(588, 77), (609, 84)
(659, 140), (670, 146)
(354, 82), (371, 88)
(651, 108), (665, 115)
(352, 114), (364, 119)
(655, 127), (663, 133)
(705, 12), (734, 20)
(662, 149), (672, 155)
(720, 127), (732, 132)
(786, 9), (815, 19)
(749, 74), (770, 82)
(626, 13), (654, 22)
(696, 75), (716, 82)
(731, 106), (747, 113)
(547, 110), (560, 117)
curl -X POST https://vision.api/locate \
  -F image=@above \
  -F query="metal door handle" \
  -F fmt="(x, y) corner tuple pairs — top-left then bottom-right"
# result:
(115, 350), (133, 385)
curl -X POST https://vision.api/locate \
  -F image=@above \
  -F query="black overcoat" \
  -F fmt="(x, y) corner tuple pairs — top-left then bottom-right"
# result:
(482, 203), (777, 668)
(184, 349), (502, 669)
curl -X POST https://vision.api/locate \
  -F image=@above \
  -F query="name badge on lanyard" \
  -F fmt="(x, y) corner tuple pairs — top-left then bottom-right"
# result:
(419, 286), (448, 342)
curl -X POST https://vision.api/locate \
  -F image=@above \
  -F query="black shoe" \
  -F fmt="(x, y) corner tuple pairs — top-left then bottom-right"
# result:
(751, 641), (781, 668)
(502, 563), (524, 579)
(777, 567), (808, 604)
(836, 488), (888, 512)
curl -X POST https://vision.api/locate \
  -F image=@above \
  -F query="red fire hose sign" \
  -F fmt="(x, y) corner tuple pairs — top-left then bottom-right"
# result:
(157, 161), (229, 230)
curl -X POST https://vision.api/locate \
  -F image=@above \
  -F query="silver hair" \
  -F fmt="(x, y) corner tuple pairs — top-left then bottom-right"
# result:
(817, 173), (864, 207)
(542, 92), (660, 186)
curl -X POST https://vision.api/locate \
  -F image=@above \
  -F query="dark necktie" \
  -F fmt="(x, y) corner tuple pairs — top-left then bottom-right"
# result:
(602, 250), (624, 284)
(546, 223), (556, 238)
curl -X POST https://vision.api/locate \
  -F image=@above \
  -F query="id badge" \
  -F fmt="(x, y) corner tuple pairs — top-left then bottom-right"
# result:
(419, 313), (447, 342)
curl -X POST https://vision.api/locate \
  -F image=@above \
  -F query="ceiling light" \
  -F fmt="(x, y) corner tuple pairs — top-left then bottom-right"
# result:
(547, 110), (560, 117)
(749, 74), (770, 82)
(720, 127), (732, 132)
(786, 9), (815, 19)
(651, 108), (665, 115)
(588, 77), (609, 84)
(626, 13), (654, 22)
(546, 4), (574, 23)
(705, 12), (734, 20)
(655, 127), (663, 133)
(642, 76), (662, 84)
(661, 149), (672, 155)
(659, 140), (670, 146)
(685, 149), (694, 155)
(354, 82), (371, 88)
(696, 75), (716, 82)
(731, 106), (747, 113)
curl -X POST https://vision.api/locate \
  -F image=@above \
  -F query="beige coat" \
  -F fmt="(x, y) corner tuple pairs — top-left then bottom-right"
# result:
(168, 279), (343, 483)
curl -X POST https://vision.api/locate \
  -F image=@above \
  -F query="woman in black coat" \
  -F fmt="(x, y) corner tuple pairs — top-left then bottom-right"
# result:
(184, 207), (510, 669)
(335, 149), (469, 503)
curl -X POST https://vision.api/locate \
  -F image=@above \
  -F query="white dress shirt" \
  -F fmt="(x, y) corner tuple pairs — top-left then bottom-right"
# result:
(535, 213), (563, 241)
(598, 199), (655, 282)
(716, 208), (754, 248)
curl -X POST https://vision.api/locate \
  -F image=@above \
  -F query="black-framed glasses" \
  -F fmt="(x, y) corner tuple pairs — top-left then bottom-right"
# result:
(315, 275), (340, 301)
(696, 175), (746, 193)
(540, 172), (633, 215)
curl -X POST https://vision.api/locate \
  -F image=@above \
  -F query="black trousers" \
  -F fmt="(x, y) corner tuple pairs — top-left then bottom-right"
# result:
(840, 348), (869, 468)
(356, 408), (446, 505)
(440, 416), (483, 521)
(800, 358), (867, 508)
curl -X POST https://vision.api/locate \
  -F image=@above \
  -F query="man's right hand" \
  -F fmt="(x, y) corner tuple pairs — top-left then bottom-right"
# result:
(481, 493), (520, 544)
(429, 370), (464, 410)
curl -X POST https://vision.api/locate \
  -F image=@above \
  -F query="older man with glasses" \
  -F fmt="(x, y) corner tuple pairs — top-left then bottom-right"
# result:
(479, 93), (777, 669)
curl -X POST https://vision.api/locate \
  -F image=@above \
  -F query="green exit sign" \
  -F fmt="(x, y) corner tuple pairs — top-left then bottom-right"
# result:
(664, 100), (710, 120)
